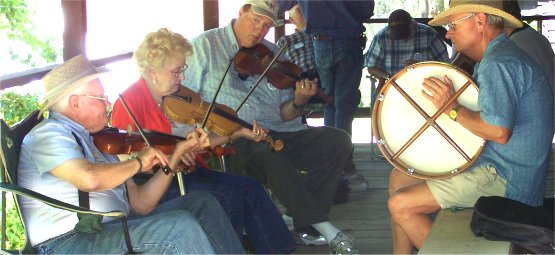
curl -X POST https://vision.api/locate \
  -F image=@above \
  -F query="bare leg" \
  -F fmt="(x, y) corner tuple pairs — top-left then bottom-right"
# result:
(388, 170), (441, 253)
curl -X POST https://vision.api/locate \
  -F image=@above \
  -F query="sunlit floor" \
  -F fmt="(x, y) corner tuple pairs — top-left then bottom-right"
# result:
(307, 118), (373, 144)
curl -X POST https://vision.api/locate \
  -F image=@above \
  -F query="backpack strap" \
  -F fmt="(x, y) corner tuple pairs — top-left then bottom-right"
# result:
(71, 132), (102, 234)
(71, 132), (89, 210)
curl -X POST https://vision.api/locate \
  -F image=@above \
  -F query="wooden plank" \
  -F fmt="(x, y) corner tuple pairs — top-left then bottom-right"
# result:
(419, 209), (511, 254)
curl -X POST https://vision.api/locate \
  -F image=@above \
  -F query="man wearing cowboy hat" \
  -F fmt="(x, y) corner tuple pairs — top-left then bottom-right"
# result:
(386, 0), (553, 253)
(17, 55), (244, 254)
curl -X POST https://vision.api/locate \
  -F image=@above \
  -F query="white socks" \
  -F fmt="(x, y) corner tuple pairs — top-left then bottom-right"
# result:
(284, 215), (342, 243)
(312, 221), (341, 243)
(282, 214), (294, 230)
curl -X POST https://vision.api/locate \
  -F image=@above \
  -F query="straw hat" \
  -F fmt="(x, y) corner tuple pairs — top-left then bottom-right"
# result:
(39, 55), (105, 115)
(429, 0), (522, 29)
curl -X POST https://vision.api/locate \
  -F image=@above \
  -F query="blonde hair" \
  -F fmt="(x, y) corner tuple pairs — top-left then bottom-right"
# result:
(133, 28), (193, 77)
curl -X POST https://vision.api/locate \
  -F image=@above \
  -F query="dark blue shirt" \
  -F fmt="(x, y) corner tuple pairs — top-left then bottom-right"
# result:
(279, 0), (374, 39)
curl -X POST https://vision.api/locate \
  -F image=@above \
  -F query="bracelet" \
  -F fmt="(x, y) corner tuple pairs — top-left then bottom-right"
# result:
(292, 101), (305, 110)
(130, 156), (142, 174)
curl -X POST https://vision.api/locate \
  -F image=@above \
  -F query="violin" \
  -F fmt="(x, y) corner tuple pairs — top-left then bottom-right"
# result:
(161, 86), (284, 151)
(92, 127), (235, 158)
(234, 44), (334, 105)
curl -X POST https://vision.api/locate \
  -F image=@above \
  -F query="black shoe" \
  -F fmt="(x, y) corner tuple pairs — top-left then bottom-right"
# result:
(333, 178), (350, 205)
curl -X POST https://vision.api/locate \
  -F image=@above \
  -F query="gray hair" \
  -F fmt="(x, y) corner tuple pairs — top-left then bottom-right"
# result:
(485, 13), (504, 28)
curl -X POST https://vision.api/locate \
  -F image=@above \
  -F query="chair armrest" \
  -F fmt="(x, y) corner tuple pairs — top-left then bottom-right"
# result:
(0, 182), (125, 218)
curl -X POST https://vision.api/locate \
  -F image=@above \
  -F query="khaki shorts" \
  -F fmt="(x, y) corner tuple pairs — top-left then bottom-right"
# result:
(426, 164), (507, 209)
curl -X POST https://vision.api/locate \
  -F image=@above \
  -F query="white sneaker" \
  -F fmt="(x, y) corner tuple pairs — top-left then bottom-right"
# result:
(329, 232), (359, 255)
(282, 214), (294, 231)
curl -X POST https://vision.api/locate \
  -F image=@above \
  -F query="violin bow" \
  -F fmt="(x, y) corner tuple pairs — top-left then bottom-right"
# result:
(235, 41), (289, 112)
(201, 59), (234, 129)
(117, 95), (187, 195)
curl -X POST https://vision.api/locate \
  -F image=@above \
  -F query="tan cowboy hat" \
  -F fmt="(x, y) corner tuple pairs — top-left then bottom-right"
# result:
(429, 0), (522, 29)
(39, 55), (105, 116)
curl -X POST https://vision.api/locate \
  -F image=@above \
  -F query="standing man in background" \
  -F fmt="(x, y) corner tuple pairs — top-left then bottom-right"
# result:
(277, 4), (369, 197)
(278, 0), (374, 137)
(278, 0), (374, 191)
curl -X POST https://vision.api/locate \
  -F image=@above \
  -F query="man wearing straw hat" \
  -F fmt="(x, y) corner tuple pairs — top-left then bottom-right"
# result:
(386, 0), (553, 253)
(17, 55), (244, 254)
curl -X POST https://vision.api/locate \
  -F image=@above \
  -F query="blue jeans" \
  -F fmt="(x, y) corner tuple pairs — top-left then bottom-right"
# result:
(34, 191), (241, 254)
(313, 37), (364, 135)
(166, 168), (297, 254)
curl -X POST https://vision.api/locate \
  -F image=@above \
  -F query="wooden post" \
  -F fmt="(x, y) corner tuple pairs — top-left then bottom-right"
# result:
(61, 0), (87, 60)
(203, 0), (219, 31)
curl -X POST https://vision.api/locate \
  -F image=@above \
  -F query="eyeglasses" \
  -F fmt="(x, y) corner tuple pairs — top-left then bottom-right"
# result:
(167, 64), (188, 78)
(75, 94), (109, 102)
(446, 13), (475, 31)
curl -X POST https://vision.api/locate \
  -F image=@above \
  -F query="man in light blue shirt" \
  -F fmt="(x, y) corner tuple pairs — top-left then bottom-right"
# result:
(387, 0), (553, 253)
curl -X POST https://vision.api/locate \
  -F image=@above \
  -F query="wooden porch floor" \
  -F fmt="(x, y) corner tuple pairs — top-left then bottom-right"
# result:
(291, 143), (555, 254)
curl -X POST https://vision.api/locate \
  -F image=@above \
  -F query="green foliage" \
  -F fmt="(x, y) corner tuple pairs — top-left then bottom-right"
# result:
(0, 0), (60, 66)
(0, 92), (38, 250)
(0, 91), (41, 126)
(5, 202), (25, 250)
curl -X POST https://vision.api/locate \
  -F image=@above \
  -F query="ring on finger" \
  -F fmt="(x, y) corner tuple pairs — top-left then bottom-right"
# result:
(256, 130), (260, 136)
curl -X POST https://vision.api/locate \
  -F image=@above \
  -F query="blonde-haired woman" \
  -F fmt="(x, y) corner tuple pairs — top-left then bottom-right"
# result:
(111, 28), (296, 254)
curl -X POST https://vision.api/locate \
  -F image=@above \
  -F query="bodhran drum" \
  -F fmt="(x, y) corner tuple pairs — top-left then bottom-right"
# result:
(372, 62), (484, 179)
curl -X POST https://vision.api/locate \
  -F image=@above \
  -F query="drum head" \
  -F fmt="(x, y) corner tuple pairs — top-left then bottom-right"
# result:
(372, 62), (484, 179)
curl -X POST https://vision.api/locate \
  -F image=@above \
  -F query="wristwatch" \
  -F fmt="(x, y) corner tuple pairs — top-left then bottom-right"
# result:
(449, 105), (462, 121)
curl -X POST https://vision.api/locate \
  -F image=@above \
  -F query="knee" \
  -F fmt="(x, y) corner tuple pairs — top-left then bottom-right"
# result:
(186, 190), (221, 209)
(167, 210), (199, 227)
(243, 177), (266, 194)
(326, 127), (352, 151)
(388, 193), (410, 223)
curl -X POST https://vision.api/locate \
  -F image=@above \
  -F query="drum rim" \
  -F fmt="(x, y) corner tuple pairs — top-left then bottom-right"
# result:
(371, 61), (485, 180)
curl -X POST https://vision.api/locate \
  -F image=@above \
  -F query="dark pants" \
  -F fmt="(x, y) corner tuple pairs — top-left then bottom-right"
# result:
(228, 126), (352, 229)
(163, 168), (297, 254)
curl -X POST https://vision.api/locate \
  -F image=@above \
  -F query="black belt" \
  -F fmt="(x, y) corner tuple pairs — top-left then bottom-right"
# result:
(313, 34), (364, 41)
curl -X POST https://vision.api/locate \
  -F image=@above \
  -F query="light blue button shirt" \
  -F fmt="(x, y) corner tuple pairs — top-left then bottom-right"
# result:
(472, 33), (553, 206)
(182, 21), (307, 132)
(18, 112), (130, 245)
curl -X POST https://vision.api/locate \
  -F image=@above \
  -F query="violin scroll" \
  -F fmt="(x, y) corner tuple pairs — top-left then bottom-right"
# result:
(265, 137), (284, 151)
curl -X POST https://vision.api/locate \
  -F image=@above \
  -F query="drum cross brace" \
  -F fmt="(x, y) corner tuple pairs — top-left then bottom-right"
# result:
(387, 79), (474, 162)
